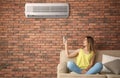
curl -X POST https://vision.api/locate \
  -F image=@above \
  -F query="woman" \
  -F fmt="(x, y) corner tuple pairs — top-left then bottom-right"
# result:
(63, 36), (103, 74)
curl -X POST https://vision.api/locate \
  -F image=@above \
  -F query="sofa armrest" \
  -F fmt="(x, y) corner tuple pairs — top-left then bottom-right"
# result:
(57, 62), (68, 73)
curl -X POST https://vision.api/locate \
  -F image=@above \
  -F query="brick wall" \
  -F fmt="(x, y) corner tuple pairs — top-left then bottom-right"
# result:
(0, 0), (120, 78)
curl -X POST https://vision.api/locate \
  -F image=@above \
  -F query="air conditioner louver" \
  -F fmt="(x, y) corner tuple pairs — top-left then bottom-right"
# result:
(25, 3), (69, 18)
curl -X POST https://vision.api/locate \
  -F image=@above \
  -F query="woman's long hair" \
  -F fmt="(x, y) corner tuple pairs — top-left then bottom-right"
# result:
(86, 36), (95, 53)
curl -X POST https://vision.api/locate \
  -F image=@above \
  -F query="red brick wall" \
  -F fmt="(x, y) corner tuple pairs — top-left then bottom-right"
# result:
(0, 0), (120, 78)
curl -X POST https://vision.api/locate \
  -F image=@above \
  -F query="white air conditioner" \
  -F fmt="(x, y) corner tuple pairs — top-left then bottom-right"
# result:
(25, 3), (69, 18)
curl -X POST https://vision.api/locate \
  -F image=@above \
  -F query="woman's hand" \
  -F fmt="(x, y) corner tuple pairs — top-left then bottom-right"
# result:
(63, 36), (67, 45)
(81, 69), (87, 74)
(63, 36), (79, 58)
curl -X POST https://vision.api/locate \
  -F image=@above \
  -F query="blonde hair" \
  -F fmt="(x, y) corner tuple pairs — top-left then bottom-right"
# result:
(86, 36), (95, 53)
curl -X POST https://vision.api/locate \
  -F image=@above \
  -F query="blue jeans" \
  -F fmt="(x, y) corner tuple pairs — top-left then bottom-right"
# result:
(67, 61), (103, 74)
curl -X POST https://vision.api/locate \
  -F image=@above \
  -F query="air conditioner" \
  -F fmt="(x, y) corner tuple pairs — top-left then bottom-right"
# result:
(25, 3), (69, 18)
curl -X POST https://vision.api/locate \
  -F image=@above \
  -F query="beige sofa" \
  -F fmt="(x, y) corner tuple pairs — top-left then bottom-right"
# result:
(57, 50), (120, 78)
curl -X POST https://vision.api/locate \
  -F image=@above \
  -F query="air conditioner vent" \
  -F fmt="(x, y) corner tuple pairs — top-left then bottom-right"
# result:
(33, 6), (49, 12)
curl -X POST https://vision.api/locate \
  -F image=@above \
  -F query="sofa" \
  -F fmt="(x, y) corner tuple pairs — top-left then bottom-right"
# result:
(57, 50), (120, 78)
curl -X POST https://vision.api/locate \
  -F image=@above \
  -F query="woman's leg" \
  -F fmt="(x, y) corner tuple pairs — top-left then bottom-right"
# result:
(67, 61), (82, 74)
(86, 62), (103, 74)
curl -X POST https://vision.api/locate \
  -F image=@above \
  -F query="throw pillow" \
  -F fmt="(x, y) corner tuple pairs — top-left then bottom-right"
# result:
(104, 59), (120, 74)
(101, 54), (120, 73)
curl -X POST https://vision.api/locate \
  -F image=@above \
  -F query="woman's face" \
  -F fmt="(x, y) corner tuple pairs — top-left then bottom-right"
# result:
(83, 38), (88, 47)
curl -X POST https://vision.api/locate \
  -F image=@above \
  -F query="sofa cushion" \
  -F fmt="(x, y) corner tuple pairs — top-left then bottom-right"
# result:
(59, 62), (68, 73)
(106, 74), (120, 78)
(104, 59), (120, 75)
(59, 73), (106, 78)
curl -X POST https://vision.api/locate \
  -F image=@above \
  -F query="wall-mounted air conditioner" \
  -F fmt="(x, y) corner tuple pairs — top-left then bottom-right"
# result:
(25, 3), (69, 18)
